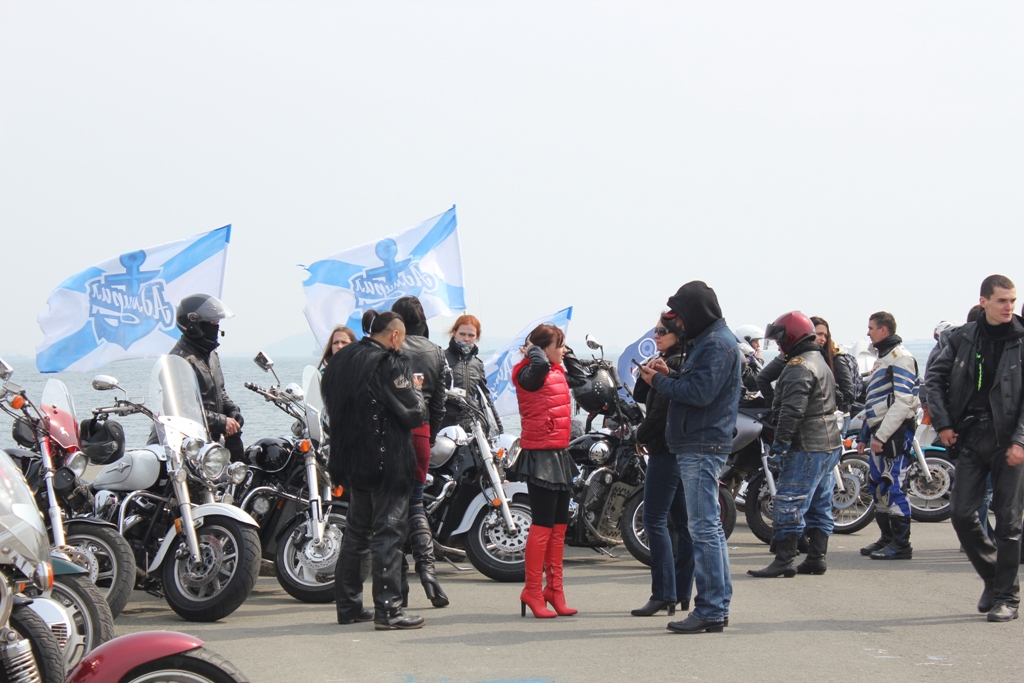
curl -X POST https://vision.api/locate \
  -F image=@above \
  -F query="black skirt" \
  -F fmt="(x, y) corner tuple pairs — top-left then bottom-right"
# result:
(509, 448), (576, 491)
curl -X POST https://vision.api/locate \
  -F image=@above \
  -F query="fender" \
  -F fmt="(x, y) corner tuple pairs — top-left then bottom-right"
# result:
(449, 482), (529, 537)
(147, 503), (259, 574)
(64, 517), (119, 530)
(273, 499), (348, 542)
(66, 630), (205, 683)
(50, 555), (88, 575)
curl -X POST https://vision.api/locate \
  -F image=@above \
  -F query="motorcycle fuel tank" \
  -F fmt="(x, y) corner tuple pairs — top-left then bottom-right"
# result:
(91, 447), (163, 492)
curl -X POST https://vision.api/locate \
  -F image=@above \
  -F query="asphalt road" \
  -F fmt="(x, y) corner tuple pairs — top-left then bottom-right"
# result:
(113, 519), (1019, 683)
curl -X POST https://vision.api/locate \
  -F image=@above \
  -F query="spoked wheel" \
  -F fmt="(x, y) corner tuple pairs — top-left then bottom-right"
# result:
(465, 500), (531, 582)
(619, 490), (651, 566)
(65, 522), (138, 618)
(908, 455), (955, 523)
(275, 511), (346, 603)
(162, 516), (261, 622)
(833, 453), (876, 534)
(744, 471), (774, 545)
(119, 647), (248, 683)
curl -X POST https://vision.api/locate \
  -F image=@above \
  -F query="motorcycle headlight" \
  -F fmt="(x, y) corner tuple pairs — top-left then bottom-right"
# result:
(495, 434), (521, 470)
(588, 440), (612, 465)
(182, 438), (203, 462)
(66, 452), (88, 478)
(194, 444), (231, 482)
(227, 461), (248, 485)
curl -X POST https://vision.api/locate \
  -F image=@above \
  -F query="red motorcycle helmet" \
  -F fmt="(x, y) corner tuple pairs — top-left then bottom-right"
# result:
(764, 311), (815, 354)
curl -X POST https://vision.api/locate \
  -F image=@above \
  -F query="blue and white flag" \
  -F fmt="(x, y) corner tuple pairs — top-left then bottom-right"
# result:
(484, 307), (573, 418)
(617, 327), (658, 392)
(302, 207), (465, 346)
(36, 226), (231, 373)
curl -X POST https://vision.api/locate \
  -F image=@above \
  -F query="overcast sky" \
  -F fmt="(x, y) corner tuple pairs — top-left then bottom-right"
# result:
(2, 1), (1022, 360)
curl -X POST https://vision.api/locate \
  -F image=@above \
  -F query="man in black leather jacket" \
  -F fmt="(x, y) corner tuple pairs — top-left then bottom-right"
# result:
(926, 274), (1024, 623)
(749, 312), (842, 579)
(169, 294), (245, 461)
(323, 310), (427, 630)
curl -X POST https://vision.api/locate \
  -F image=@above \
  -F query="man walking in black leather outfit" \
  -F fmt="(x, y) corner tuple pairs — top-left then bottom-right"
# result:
(927, 274), (1024, 622)
(322, 309), (427, 630)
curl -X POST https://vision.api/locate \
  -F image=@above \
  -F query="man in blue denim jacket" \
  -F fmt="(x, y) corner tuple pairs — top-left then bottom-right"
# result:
(638, 281), (742, 633)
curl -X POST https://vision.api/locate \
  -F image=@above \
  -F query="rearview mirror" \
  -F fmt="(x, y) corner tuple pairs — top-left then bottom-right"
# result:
(254, 352), (274, 372)
(585, 334), (602, 351)
(92, 375), (123, 392)
(0, 358), (13, 382)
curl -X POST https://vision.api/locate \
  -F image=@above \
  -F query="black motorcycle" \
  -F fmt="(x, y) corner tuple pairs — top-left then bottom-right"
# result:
(236, 353), (347, 603)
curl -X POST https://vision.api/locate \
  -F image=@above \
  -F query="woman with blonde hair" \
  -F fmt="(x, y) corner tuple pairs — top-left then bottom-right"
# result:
(318, 325), (356, 370)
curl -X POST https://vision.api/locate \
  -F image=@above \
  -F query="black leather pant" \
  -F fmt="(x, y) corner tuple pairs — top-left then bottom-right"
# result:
(334, 485), (410, 621)
(950, 420), (1024, 606)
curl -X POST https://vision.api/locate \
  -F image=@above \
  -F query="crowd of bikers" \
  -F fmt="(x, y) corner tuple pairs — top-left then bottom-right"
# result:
(185, 272), (1024, 633)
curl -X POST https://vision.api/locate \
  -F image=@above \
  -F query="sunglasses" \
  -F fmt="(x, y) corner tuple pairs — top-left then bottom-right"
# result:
(653, 327), (672, 336)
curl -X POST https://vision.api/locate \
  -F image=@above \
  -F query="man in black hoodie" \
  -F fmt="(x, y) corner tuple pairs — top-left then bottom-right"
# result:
(927, 275), (1024, 623)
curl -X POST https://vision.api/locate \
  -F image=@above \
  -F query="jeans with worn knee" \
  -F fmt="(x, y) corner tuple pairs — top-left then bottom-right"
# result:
(643, 452), (694, 604)
(676, 451), (730, 622)
(772, 448), (842, 539)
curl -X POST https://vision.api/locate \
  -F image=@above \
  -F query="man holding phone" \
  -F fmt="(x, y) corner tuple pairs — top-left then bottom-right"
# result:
(638, 281), (742, 634)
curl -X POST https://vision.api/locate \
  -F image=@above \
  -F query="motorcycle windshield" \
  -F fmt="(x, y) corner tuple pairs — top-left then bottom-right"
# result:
(302, 365), (323, 444)
(149, 355), (209, 446)
(40, 378), (80, 451)
(0, 451), (49, 565)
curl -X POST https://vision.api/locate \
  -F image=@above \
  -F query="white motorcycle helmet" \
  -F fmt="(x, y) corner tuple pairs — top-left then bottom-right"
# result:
(933, 320), (959, 340)
(735, 324), (765, 346)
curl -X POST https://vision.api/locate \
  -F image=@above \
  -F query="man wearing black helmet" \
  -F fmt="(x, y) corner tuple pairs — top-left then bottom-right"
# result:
(170, 294), (245, 461)
(748, 312), (843, 579)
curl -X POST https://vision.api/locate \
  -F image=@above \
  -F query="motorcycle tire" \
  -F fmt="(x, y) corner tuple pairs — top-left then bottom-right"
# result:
(744, 471), (775, 545)
(274, 511), (346, 603)
(118, 646), (249, 683)
(619, 489), (651, 567)
(45, 574), (115, 668)
(465, 500), (532, 582)
(907, 454), (955, 523)
(162, 515), (261, 622)
(719, 484), (737, 540)
(833, 453), (876, 534)
(65, 522), (138, 618)
(9, 604), (66, 683)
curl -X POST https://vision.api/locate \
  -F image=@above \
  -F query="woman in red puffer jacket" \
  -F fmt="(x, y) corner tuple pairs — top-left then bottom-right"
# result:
(509, 323), (586, 618)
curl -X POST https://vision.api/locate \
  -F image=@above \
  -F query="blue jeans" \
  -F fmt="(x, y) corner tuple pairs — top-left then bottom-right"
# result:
(773, 448), (842, 539)
(643, 453), (694, 604)
(676, 451), (730, 622)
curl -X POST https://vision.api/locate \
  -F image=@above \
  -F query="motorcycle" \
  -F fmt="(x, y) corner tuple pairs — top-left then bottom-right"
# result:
(726, 403), (876, 545)
(0, 363), (137, 619)
(236, 352), (346, 603)
(87, 354), (261, 622)
(424, 386), (529, 583)
(67, 630), (249, 683)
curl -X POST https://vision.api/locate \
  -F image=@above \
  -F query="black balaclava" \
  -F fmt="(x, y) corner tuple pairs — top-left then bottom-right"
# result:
(666, 281), (723, 338)
(194, 322), (221, 352)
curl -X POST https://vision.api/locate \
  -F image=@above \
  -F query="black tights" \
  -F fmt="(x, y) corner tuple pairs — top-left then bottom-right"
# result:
(527, 482), (571, 528)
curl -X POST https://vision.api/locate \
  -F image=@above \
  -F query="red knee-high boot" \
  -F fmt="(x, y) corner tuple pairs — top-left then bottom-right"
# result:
(521, 525), (557, 618)
(543, 523), (577, 616)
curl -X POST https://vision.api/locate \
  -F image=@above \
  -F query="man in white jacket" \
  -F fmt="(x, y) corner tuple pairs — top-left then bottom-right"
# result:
(856, 311), (921, 560)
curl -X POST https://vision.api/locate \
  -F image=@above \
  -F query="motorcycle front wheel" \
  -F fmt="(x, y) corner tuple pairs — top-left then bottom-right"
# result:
(118, 647), (248, 683)
(275, 511), (346, 603)
(907, 455), (955, 523)
(465, 500), (531, 582)
(9, 604), (65, 683)
(744, 471), (774, 545)
(65, 522), (138, 618)
(44, 574), (115, 668)
(833, 453), (876, 534)
(162, 516), (261, 622)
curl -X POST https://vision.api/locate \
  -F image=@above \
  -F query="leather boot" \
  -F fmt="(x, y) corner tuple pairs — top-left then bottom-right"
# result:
(410, 511), (449, 607)
(870, 515), (912, 560)
(860, 513), (892, 556)
(748, 534), (799, 578)
(520, 525), (557, 618)
(542, 523), (577, 616)
(400, 553), (410, 608)
(796, 528), (830, 575)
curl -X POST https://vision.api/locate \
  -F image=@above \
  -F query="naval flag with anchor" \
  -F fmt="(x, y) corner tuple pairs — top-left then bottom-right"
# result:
(36, 225), (232, 373)
(301, 206), (466, 346)
(484, 306), (573, 418)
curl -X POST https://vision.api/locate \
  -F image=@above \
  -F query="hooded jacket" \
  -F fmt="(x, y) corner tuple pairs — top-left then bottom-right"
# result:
(926, 316), (1024, 447)
(442, 338), (503, 434)
(652, 284), (742, 454)
(321, 337), (426, 493)
(169, 335), (243, 439)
